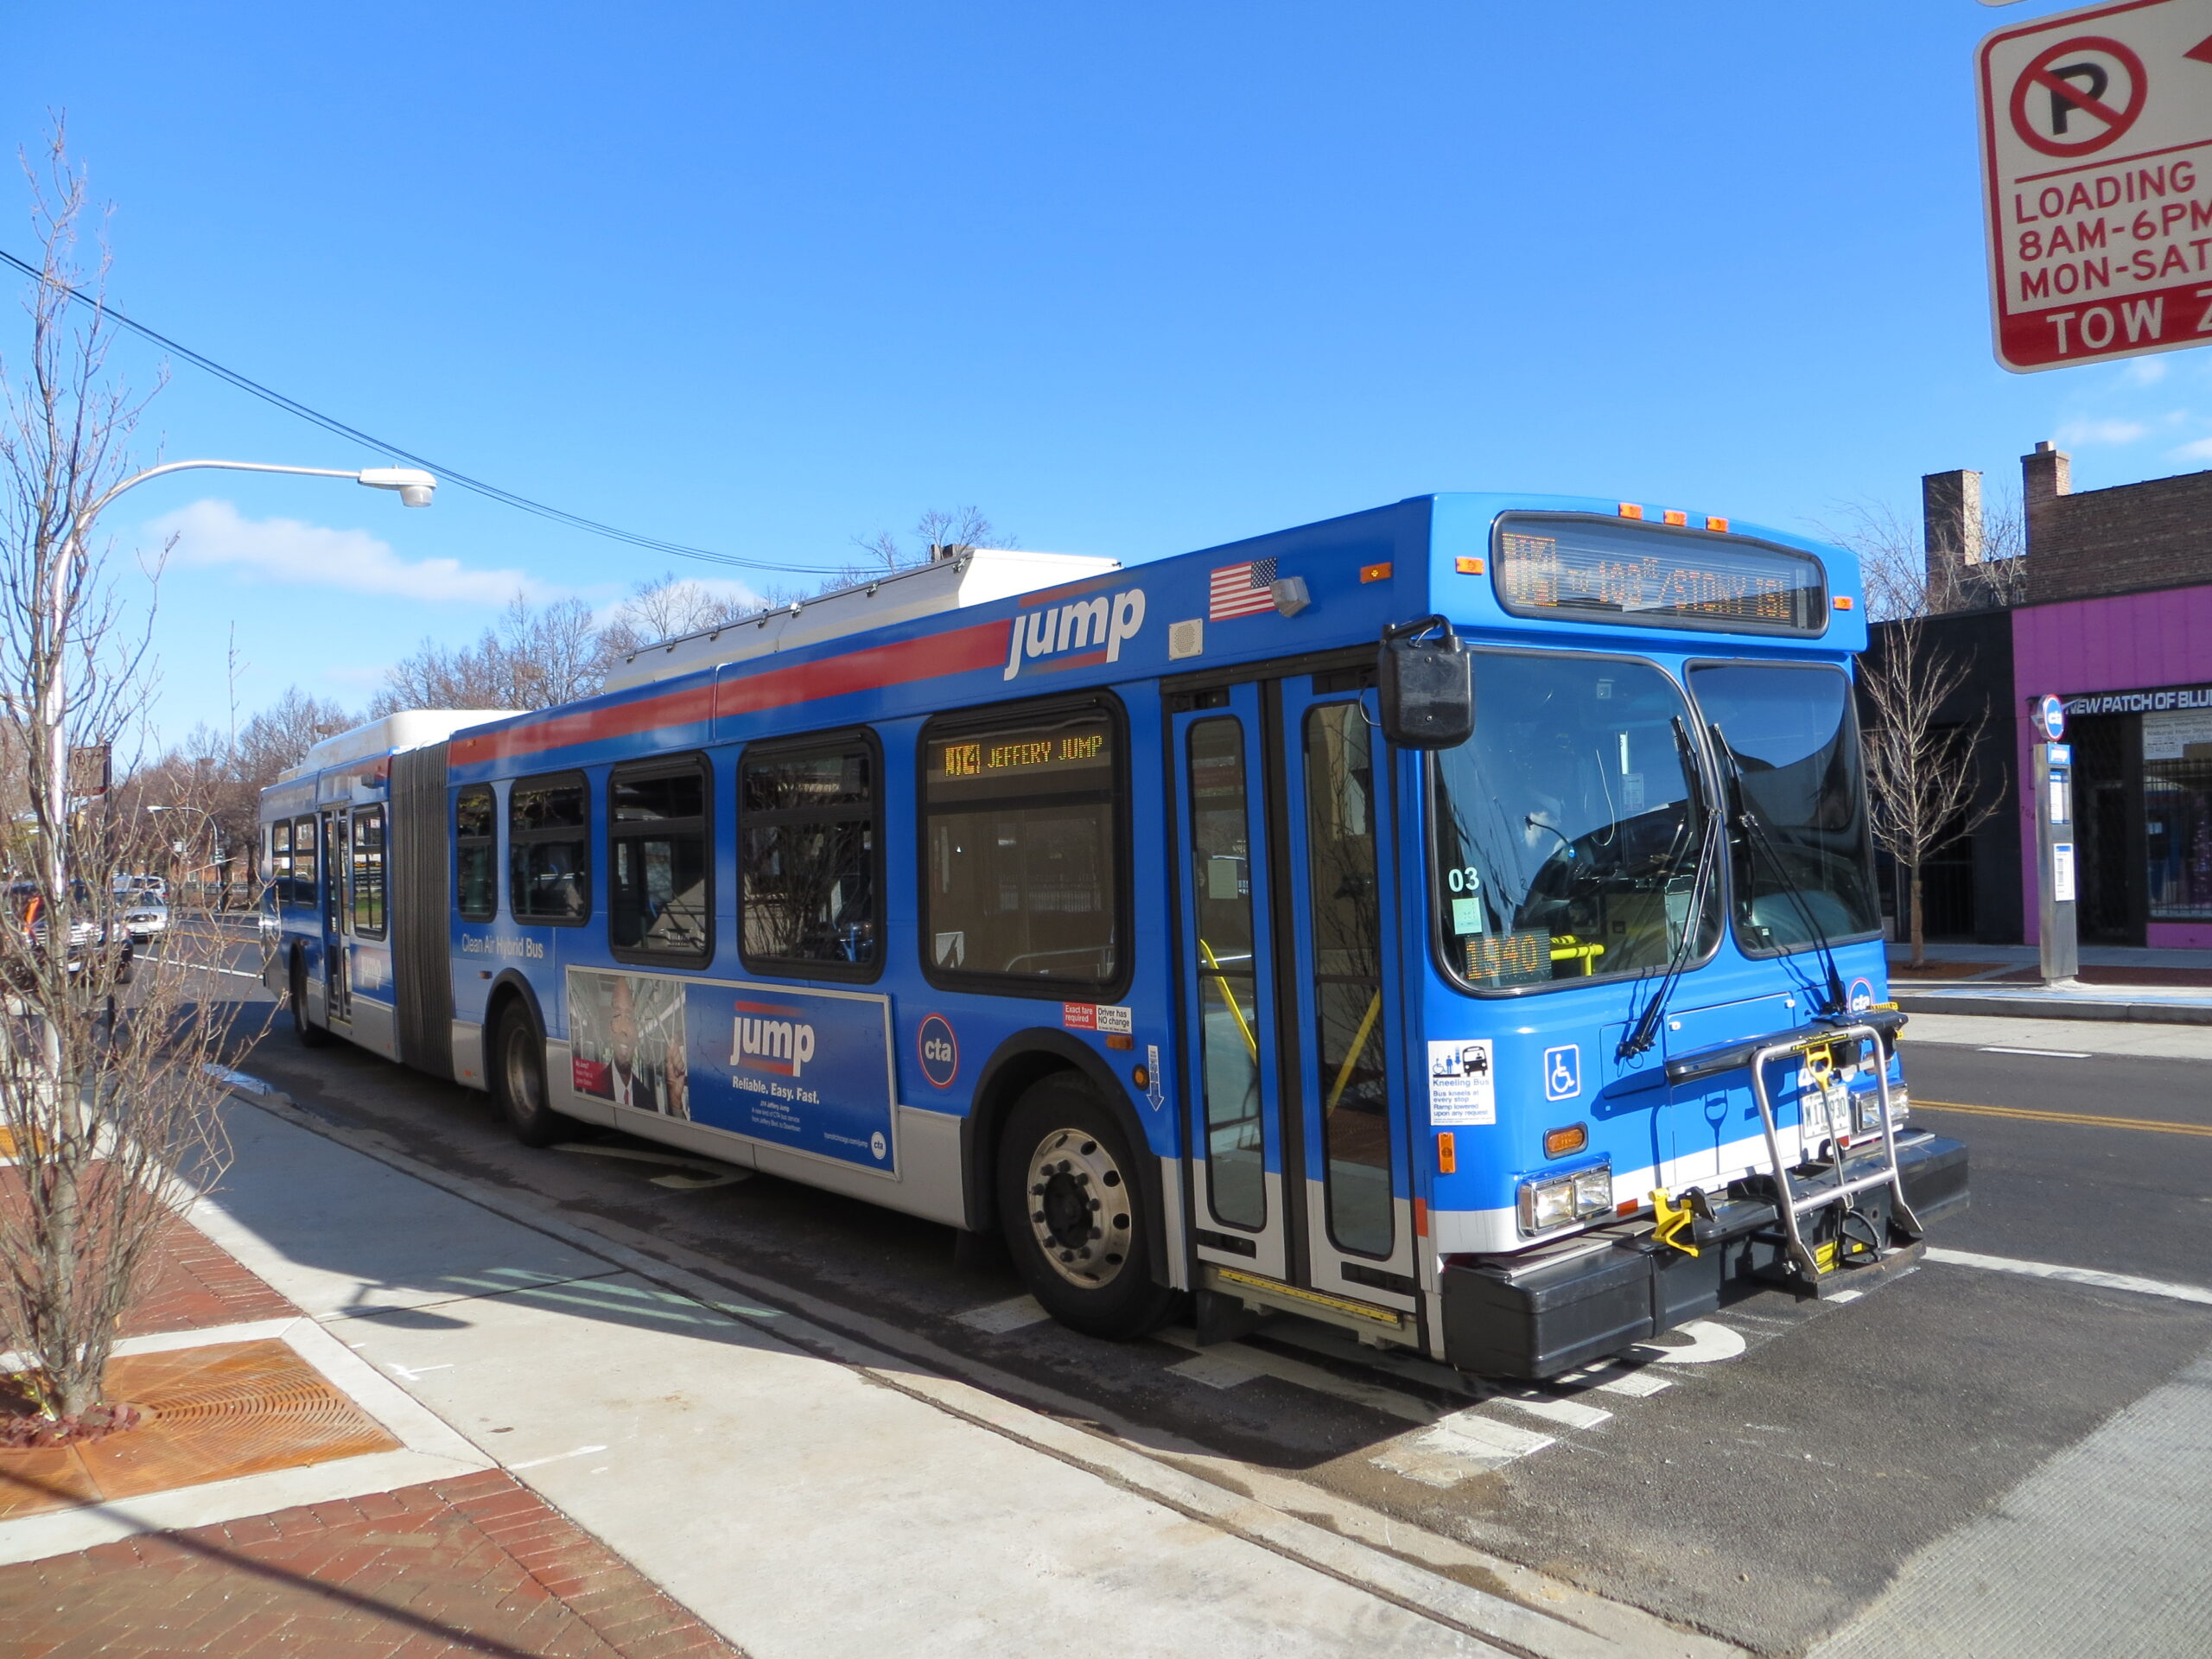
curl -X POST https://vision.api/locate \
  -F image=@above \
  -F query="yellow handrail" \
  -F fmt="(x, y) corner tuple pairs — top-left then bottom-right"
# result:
(1198, 938), (1260, 1062)
(1325, 989), (1383, 1115)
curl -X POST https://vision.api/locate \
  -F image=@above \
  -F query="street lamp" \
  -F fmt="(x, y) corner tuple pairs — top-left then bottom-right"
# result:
(81, 458), (437, 524)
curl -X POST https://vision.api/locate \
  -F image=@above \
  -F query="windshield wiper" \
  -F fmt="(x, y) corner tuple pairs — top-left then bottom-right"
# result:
(1707, 718), (1848, 1018)
(1618, 716), (1719, 1060)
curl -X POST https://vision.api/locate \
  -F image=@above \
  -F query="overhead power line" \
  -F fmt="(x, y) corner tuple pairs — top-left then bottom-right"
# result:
(0, 247), (829, 575)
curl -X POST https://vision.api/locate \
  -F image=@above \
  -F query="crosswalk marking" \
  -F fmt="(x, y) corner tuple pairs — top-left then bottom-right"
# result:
(1168, 1351), (1263, 1389)
(1156, 1330), (1437, 1423)
(956, 1294), (1052, 1334)
(1492, 1392), (1611, 1431)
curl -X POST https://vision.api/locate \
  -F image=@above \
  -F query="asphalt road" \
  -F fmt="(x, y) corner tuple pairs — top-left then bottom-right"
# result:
(167, 923), (2212, 1656)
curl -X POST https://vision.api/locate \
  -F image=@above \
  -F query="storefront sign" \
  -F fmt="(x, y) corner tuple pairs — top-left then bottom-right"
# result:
(2062, 682), (2212, 715)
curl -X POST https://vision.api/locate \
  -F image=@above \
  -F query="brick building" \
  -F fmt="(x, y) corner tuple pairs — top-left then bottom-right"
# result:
(1868, 441), (2212, 947)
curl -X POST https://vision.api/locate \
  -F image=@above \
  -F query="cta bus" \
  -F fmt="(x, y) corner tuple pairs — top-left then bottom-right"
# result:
(260, 493), (1967, 1379)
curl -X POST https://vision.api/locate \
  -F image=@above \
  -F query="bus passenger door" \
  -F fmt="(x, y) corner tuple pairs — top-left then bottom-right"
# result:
(322, 808), (352, 1026)
(1171, 687), (1292, 1282)
(1277, 676), (1418, 1312)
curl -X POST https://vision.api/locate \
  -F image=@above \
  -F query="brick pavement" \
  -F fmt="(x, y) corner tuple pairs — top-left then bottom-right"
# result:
(0, 1468), (745, 1657)
(121, 1213), (300, 1337)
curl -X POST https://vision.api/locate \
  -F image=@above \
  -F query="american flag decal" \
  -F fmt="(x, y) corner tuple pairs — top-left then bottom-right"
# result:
(1208, 558), (1278, 620)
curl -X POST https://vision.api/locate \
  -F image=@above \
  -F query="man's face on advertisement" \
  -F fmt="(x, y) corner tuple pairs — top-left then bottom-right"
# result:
(609, 978), (639, 1068)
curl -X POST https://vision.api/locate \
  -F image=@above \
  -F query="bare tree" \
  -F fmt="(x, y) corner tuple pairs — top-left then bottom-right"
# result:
(1859, 616), (2001, 967)
(0, 127), (231, 1433)
(372, 593), (602, 715)
(1820, 493), (2027, 621)
(843, 506), (1014, 587)
(596, 572), (760, 657)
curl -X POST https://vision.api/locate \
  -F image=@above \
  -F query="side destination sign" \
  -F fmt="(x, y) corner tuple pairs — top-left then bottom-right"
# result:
(567, 968), (896, 1173)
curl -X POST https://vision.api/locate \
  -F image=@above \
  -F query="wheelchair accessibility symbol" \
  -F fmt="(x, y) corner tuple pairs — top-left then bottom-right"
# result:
(1543, 1045), (1581, 1102)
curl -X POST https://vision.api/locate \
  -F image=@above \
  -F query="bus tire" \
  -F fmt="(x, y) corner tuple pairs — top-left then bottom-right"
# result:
(997, 1072), (1177, 1341)
(492, 1002), (567, 1148)
(290, 955), (332, 1049)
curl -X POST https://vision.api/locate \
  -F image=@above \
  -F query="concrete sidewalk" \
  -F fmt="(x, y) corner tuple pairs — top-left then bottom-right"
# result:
(173, 1093), (1706, 1659)
(1885, 943), (2212, 1024)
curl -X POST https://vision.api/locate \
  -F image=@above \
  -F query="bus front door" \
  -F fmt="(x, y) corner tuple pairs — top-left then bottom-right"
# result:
(1173, 674), (1418, 1321)
(321, 808), (351, 1026)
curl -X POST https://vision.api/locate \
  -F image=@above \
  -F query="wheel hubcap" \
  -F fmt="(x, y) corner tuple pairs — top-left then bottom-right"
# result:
(506, 1027), (541, 1112)
(1023, 1128), (1132, 1288)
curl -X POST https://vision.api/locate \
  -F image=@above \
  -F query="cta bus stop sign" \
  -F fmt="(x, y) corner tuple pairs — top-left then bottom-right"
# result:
(1978, 0), (2212, 372)
(2032, 695), (2078, 984)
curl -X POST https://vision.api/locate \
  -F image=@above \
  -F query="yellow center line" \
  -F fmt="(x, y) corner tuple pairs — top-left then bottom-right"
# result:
(1911, 1098), (2212, 1138)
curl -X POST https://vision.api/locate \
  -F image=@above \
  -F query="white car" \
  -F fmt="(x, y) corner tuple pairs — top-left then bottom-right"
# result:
(123, 900), (169, 942)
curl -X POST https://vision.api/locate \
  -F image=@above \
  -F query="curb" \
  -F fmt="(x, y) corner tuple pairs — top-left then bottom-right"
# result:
(1896, 993), (2212, 1027)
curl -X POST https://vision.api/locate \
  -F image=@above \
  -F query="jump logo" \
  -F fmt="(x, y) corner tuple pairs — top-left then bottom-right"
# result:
(729, 1001), (817, 1077)
(1005, 587), (1147, 679)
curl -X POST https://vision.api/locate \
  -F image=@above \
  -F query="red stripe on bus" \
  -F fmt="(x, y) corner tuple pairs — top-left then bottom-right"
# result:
(448, 683), (715, 766)
(447, 618), (1010, 766)
(714, 619), (1011, 720)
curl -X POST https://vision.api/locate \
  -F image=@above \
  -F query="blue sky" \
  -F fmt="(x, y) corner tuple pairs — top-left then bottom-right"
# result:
(12, 1), (2212, 742)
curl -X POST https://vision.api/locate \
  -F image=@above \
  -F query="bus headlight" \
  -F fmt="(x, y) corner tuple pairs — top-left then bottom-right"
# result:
(1853, 1087), (1910, 1133)
(1518, 1160), (1613, 1235)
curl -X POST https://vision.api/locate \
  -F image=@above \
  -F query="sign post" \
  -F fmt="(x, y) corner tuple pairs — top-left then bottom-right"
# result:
(2031, 696), (2079, 984)
(1978, 0), (2212, 372)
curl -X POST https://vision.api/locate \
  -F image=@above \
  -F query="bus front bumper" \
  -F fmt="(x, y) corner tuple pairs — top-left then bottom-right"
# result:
(1438, 1130), (1968, 1382)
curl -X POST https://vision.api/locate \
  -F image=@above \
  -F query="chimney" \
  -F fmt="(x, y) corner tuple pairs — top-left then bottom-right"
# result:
(2021, 439), (2070, 511)
(1922, 469), (1984, 607)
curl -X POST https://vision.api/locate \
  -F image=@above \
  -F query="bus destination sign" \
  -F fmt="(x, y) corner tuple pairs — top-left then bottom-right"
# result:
(1491, 516), (1826, 635)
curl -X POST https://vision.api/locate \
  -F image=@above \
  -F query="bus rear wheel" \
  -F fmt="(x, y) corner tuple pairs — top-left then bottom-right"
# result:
(493, 1004), (567, 1148)
(997, 1074), (1177, 1341)
(290, 955), (332, 1049)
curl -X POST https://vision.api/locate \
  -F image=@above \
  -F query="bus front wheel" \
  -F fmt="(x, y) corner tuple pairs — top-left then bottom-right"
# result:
(997, 1074), (1178, 1341)
(493, 1005), (567, 1148)
(290, 955), (332, 1049)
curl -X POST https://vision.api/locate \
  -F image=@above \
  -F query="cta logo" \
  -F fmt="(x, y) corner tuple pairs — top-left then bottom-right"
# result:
(1005, 588), (1147, 679)
(917, 1014), (959, 1089)
(729, 1000), (816, 1077)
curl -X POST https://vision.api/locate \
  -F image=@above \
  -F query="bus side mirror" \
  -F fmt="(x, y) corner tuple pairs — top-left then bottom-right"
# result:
(1379, 615), (1474, 749)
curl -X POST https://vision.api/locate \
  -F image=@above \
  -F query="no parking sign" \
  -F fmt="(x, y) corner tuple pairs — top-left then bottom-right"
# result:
(1979, 0), (2212, 372)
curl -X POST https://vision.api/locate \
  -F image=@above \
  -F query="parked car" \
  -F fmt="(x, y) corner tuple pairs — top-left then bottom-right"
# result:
(6, 881), (134, 988)
(123, 899), (169, 943)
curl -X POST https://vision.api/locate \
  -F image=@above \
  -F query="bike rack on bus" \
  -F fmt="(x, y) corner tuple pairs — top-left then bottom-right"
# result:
(1744, 1020), (1922, 1284)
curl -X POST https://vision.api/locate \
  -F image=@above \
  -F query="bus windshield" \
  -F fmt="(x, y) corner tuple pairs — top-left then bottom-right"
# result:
(1688, 662), (1881, 954)
(1429, 652), (1721, 991)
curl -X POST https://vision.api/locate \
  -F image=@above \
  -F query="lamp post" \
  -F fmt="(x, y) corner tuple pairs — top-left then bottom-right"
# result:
(67, 460), (435, 910)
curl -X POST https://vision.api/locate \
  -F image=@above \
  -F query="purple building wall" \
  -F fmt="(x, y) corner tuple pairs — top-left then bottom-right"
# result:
(2012, 583), (2212, 948)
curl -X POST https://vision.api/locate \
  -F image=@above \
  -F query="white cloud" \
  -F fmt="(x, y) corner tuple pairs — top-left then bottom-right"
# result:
(2171, 436), (2212, 461)
(2123, 358), (2169, 387)
(149, 499), (550, 605)
(2054, 417), (2148, 446)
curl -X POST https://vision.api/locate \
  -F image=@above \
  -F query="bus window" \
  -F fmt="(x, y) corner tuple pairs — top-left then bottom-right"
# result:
(455, 785), (497, 921)
(352, 806), (387, 938)
(1430, 652), (1722, 992)
(1187, 717), (1266, 1231)
(271, 820), (292, 905)
(294, 817), (317, 905)
(1688, 662), (1881, 954)
(610, 757), (711, 964)
(1303, 701), (1392, 1258)
(922, 704), (1121, 991)
(738, 738), (875, 976)
(510, 772), (591, 924)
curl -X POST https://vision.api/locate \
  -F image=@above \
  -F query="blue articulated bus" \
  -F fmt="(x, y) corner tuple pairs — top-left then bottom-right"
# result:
(261, 493), (1968, 1378)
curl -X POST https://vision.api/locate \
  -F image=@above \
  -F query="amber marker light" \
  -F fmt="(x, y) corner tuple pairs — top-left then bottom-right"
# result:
(1662, 509), (1688, 526)
(1705, 515), (1730, 532)
(1542, 1123), (1588, 1158)
(1834, 596), (1855, 610)
(1131, 1065), (1149, 1090)
(1618, 503), (1644, 519)
(1359, 563), (1393, 582)
(1454, 556), (1485, 575)
(1436, 1132), (1457, 1173)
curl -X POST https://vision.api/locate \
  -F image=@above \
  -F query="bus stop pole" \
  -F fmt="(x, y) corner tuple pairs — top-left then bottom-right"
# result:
(2034, 740), (2078, 986)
